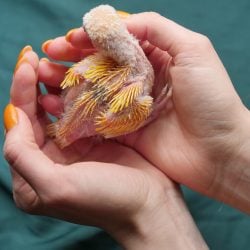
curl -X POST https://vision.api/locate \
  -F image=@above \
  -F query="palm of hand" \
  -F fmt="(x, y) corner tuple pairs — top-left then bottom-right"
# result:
(12, 107), (171, 228)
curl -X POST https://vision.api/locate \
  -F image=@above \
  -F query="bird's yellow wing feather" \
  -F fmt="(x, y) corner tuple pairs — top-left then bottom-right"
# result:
(54, 54), (133, 140)
(109, 82), (143, 113)
(95, 95), (153, 137)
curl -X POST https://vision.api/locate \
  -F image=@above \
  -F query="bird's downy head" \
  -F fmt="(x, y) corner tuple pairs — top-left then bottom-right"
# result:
(83, 5), (124, 41)
(83, 5), (139, 66)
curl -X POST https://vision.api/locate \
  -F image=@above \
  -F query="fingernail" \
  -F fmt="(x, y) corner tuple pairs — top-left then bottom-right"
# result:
(14, 57), (29, 74)
(117, 10), (130, 18)
(3, 104), (18, 132)
(42, 39), (53, 53)
(65, 28), (78, 42)
(40, 57), (49, 62)
(17, 45), (32, 61)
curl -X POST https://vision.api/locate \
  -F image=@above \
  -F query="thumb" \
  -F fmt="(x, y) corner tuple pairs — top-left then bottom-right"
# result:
(3, 104), (55, 191)
(125, 12), (196, 57)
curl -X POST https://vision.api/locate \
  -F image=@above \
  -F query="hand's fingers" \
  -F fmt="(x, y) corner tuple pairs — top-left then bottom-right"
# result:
(11, 51), (48, 146)
(140, 41), (157, 57)
(4, 108), (56, 193)
(141, 41), (171, 72)
(64, 13), (196, 57)
(17, 48), (39, 72)
(42, 37), (95, 62)
(147, 47), (172, 98)
(38, 59), (68, 88)
(11, 50), (39, 119)
(65, 28), (94, 49)
(38, 94), (63, 117)
(125, 12), (199, 57)
(44, 86), (62, 96)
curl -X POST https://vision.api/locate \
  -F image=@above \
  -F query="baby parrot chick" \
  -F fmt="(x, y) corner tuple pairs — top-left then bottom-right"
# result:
(47, 5), (165, 148)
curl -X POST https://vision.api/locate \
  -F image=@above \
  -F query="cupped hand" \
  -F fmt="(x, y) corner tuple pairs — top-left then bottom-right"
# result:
(4, 47), (167, 225)
(39, 12), (250, 212)
(3, 47), (208, 249)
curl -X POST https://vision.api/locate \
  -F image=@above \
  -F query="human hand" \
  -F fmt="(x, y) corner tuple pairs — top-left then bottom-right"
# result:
(124, 13), (250, 213)
(3, 48), (208, 249)
(40, 11), (250, 213)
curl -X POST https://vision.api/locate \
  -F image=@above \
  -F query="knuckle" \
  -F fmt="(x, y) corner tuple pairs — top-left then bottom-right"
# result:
(144, 11), (162, 20)
(3, 140), (20, 166)
(13, 192), (41, 215)
(193, 33), (213, 49)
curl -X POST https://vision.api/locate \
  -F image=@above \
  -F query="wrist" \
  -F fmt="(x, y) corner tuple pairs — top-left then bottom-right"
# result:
(108, 184), (208, 250)
(212, 108), (250, 213)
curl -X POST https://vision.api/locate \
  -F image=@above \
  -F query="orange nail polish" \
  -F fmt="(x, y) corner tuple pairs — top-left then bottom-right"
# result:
(117, 10), (130, 18)
(65, 28), (78, 42)
(42, 39), (53, 53)
(3, 104), (18, 132)
(17, 45), (32, 61)
(14, 57), (29, 74)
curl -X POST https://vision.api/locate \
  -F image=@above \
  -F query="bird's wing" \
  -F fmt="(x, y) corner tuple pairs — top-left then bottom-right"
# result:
(95, 95), (153, 138)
